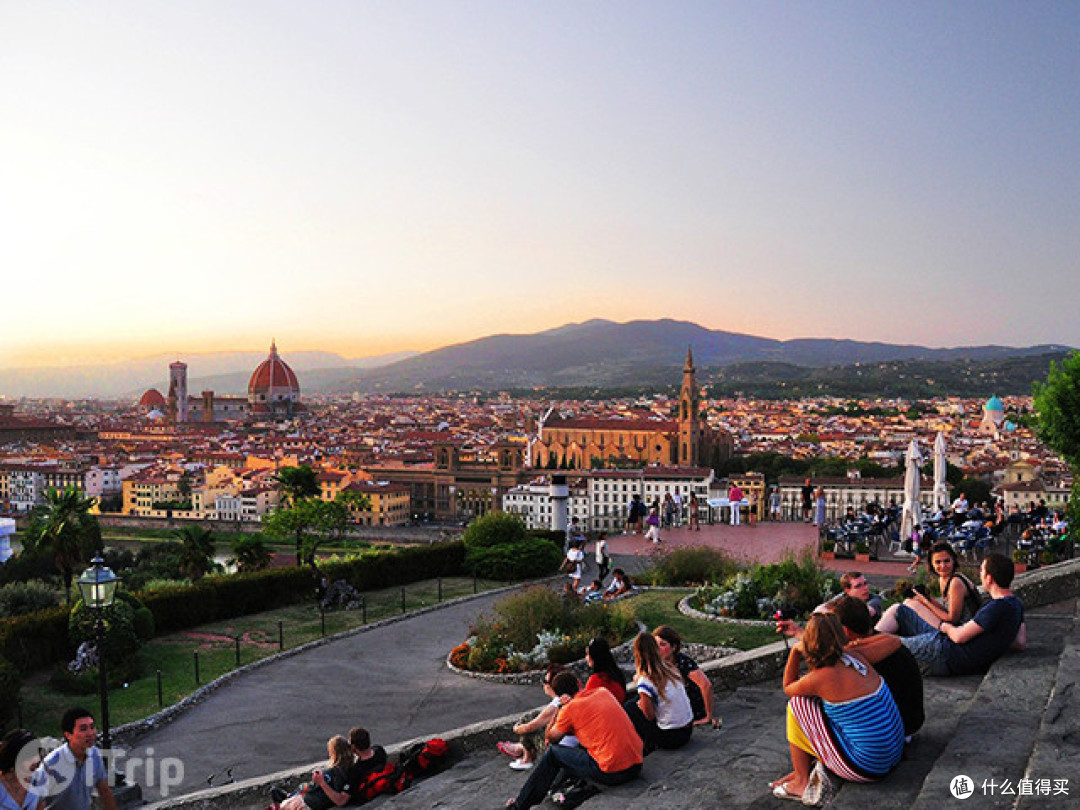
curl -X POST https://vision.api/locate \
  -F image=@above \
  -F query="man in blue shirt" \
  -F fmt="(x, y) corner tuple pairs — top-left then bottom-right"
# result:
(900, 553), (1026, 677)
(35, 708), (116, 810)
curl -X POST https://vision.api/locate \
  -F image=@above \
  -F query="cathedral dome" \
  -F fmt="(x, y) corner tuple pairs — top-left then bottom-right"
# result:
(139, 388), (167, 410)
(984, 395), (1004, 412)
(248, 341), (301, 414)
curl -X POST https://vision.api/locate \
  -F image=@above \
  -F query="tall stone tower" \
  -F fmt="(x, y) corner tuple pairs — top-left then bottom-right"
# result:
(678, 346), (700, 466)
(167, 361), (188, 423)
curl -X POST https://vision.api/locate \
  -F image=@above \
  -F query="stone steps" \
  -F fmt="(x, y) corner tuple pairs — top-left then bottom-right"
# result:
(366, 602), (1079, 809)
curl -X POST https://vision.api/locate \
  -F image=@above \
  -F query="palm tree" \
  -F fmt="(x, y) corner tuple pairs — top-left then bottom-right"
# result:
(26, 487), (100, 603)
(230, 535), (272, 573)
(175, 525), (216, 581)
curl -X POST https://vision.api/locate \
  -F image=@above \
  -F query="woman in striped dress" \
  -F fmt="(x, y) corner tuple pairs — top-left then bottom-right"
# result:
(770, 613), (904, 801)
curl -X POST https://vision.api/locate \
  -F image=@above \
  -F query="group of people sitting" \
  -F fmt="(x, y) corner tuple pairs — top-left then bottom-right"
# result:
(267, 727), (386, 810)
(561, 532), (636, 603)
(500, 626), (719, 809)
(769, 547), (1026, 801)
(507, 541), (1027, 807)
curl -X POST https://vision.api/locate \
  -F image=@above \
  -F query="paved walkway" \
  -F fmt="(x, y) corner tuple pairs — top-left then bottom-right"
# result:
(120, 589), (546, 795)
(121, 521), (921, 801)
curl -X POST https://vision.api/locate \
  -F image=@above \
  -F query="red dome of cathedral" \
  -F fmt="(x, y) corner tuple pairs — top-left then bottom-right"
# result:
(248, 340), (300, 395)
(139, 388), (167, 409)
(248, 341), (301, 415)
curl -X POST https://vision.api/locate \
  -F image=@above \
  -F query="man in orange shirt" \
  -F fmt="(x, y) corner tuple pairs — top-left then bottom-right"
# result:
(505, 672), (643, 809)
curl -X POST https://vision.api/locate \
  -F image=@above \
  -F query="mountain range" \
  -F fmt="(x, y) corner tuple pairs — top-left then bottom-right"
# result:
(330, 319), (1071, 396)
(0, 319), (1071, 399)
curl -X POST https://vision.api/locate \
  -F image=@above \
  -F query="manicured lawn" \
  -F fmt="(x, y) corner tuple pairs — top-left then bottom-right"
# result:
(17, 576), (499, 736)
(17, 582), (779, 738)
(628, 589), (780, 650)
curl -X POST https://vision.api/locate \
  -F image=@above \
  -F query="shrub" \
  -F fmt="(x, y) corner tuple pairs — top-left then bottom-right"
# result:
(695, 555), (840, 620)
(0, 579), (60, 617)
(455, 586), (637, 673)
(0, 545), (56, 587)
(69, 598), (142, 679)
(0, 605), (71, 672)
(463, 512), (529, 550)
(464, 538), (562, 581)
(115, 591), (155, 640)
(0, 656), (20, 725)
(48, 664), (99, 695)
(647, 547), (740, 587)
(460, 511), (560, 580)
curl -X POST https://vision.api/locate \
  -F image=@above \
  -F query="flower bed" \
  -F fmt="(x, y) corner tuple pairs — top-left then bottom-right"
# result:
(690, 558), (840, 621)
(447, 585), (638, 676)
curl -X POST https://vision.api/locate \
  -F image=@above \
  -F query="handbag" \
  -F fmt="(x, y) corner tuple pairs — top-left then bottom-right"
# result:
(801, 761), (833, 806)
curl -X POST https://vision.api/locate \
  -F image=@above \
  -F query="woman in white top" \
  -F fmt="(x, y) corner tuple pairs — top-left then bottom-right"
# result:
(623, 632), (693, 753)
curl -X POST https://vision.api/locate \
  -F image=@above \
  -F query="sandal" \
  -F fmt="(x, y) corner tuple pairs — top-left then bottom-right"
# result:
(551, 783), (599, 808)
(771, 782), (803, 802)
(496, 741), (523, 758)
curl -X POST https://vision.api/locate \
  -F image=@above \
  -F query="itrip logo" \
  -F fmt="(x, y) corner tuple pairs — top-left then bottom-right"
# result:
(950, 774), (975, 799)
(17, 738), (185, 800)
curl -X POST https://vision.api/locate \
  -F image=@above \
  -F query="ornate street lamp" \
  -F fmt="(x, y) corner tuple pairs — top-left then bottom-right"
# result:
(77, 557), (120, 749)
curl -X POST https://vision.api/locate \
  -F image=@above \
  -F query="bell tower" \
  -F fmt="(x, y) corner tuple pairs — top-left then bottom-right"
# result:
(167, 360), (188, 423)
(678, 346), (700, 466)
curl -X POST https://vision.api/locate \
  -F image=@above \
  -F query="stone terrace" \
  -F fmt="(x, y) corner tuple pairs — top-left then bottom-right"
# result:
(148, 558), (1080, 810)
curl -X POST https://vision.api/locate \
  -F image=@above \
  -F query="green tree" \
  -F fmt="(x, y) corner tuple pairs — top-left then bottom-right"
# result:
(274, 465), (321, 506)
(272, 465), (322, 565)
(175, 525), (216, 581)
(25, 487), (100, 603)
(230, 535), (272, 573)
(1033, 351), (1080, 523)
(264, 498), (326, 567)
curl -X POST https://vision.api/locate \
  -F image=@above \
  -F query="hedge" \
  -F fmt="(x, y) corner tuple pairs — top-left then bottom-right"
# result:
(0, 541), (467, 672)
(0, 605), (71, 672)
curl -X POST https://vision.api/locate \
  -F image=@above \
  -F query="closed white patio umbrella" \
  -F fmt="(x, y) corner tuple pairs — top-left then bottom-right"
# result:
(900, 438), (923, 548)
(933, 431), (950, 513)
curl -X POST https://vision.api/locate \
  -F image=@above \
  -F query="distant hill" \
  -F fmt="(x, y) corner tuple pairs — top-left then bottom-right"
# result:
(704, 353), (1072, 399)
(0, 350), (416, 399)
(1, 319), (1071, 399)
(326, 319), (1071, 396)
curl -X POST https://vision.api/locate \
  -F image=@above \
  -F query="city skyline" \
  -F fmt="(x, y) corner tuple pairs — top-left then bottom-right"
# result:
(3, 2), (1078, 369)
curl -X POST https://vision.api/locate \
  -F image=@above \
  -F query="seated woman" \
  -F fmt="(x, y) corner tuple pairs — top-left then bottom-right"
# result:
(584, 637), (627, 703)
(276, 736), (353, 810)
(653, 625), (719, 729)
(771, 613), (904, 801)
(603, 569), (634, 600)
(623, 632), (693, 753)
(877, 541), (979, 636)
(580, 579), (604, 604)
(496, 664), (576, 770)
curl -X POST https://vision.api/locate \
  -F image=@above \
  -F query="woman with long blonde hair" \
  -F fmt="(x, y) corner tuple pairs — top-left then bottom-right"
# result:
(277, 735), (354, 810)
(623, 632), (693, 752)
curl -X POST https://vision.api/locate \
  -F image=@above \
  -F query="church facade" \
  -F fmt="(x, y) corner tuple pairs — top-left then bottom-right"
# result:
(531, 348), (732, 470)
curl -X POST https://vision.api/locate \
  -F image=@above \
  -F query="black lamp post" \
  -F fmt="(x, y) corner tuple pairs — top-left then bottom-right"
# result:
(77, 556), (119, 749)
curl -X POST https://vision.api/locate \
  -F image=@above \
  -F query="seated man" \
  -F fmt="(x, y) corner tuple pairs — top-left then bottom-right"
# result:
(505, 672), (642, 810)
(835, 571), (883, 619)
(829, 595), (924, 740)
(900, 553), (1026, 677)
(307, 726), (386, 807)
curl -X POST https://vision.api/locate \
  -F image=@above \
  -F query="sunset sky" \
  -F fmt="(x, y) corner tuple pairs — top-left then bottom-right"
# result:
(2, 2), (1077, 369)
